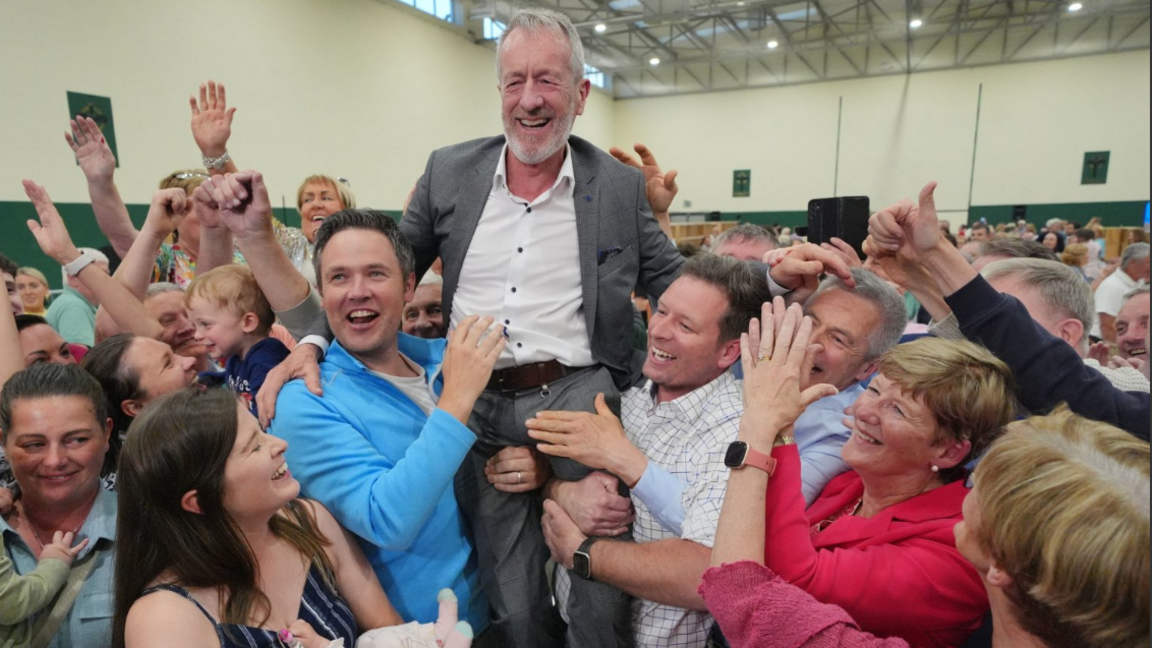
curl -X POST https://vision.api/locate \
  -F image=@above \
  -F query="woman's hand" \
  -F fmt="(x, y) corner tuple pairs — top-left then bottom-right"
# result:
(142, 188), (190, 238)
(190, 80), (236, 159)
(65, 116), (117, 184)
(739, 297), (838, 449)
(23, 180), (82, 265)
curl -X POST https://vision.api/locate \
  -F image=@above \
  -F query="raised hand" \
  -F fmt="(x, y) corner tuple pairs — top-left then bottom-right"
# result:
(866, 182), (942, 263)
(740, 297), (838, 444)
(609, 143), (678, 214)
(65, 116), (116, 183)
(23, 180), (82, 264)
(142, 188), (190, 238)
(190, 80), (236, 158)
(200, 170), (274, 240)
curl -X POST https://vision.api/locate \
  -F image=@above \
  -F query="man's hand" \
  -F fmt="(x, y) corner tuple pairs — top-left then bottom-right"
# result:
(200, 171), (275, 241)
(865, 181), (942, 264)
(819, 237), (863, 270)
(609, 143), (678, 215)
(548, 473), (634, 537)
(23, 180), (82, 265)
(65, 116), (116, 184)
(542, 499), (587, 571)
(765, 242), (856, 304)
(485, 446), (551, 493)
(257, 343), (323, 429)
(526, 393), (647, 487)
(438, 316), (506, 425)
(190, 183), (225, 233)
(190, 80), (236, 158)
(142, 188), (190, 238)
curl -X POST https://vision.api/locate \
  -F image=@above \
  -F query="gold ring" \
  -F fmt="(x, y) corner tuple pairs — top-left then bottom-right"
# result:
(758, 355), (771, 362)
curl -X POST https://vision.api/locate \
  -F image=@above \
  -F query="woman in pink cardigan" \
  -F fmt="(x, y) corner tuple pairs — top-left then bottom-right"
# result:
(701, 301), (1149, 648)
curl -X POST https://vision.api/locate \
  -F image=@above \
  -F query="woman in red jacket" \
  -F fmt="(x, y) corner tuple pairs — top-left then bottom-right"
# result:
(708, 299), (1015, 647)
(701, 303), (1148, 648)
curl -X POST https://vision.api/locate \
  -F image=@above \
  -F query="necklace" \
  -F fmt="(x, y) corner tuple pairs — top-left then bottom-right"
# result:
(20, 488), (99, 552)
(29, 520), (84, 551)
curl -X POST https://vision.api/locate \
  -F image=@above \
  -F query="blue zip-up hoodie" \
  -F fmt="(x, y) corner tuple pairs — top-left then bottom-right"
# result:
(272, 334), (487, 629)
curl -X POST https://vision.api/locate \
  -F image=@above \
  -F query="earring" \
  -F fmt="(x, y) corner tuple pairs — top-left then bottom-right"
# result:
(931, 464), (940, 473)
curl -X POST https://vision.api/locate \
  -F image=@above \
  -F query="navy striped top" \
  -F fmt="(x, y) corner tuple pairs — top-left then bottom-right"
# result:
(140, 565), (357, 648)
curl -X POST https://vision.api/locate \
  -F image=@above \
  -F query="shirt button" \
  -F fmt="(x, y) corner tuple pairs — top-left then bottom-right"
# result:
(518, 247), (524, 253)
(504, 319), (510, 325)
(517, 343), (523, 348)
(511, 287), (517, 293)
(526, 207), (532, 213)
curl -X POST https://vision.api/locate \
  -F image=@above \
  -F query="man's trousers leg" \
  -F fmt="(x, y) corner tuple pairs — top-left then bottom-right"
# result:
(454, 366), (634, 648)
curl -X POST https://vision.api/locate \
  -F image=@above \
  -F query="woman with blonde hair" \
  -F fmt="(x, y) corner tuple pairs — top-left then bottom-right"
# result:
(15, 267), (50, 316)
(702, 303), (1149, 648)
(1059, 243), (1090, 281)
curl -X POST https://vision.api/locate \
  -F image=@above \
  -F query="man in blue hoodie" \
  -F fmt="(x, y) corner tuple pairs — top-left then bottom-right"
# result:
(271, 209), (505, 632)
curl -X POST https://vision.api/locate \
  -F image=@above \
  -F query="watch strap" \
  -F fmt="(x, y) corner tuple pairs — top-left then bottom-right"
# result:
(741, 446), (777, 477)
(63, 250), (97, 277)
(573, 537), (599, 580)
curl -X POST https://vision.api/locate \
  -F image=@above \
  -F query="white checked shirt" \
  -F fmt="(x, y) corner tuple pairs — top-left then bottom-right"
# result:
(556, 370), (744, 647)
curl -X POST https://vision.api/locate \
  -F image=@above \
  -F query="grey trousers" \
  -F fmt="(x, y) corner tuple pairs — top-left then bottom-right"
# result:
(454, 365), (634, 648)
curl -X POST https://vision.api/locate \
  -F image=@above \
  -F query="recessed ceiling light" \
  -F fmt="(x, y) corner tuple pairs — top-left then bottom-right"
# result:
(767, 40), (779, 49)
(909, 18), (923, 28)
(595, 23), (608, 32)
(1068, 2), (1083, 10)
(649, 57), (661, 66)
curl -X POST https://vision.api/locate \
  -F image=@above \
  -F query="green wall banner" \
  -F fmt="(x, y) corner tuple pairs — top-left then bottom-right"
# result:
(733, 170), (750, 197)
(66, 91), (119, 166)
(1081, 151), (1109, 185)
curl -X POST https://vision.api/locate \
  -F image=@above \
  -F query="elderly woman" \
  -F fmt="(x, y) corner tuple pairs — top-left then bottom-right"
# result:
(15, 268), (51, 317)
(113, 387), (402, 648)
(702, 307), (1148, 648)
(0, 363), (118, 647)
(708, 300), (1014, 648)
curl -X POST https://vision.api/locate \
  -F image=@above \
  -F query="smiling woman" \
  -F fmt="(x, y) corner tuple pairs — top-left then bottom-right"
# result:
(0, 362), (117, 648)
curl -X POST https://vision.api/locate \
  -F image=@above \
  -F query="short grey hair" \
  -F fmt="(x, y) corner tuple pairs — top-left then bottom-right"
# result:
(712, 223), (779, 253)
(145, 282), (184, 299)
(1123, 284), (1150, 303)
(1120, 243), (1150, 270)
(805, 268), (906, 361)
(496, 8), (585, 85)
(981, 259), (1095, 339)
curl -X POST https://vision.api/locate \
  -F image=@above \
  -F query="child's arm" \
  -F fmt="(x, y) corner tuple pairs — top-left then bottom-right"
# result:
(280, 620), (338, 648)
(0, 531), (87, 625)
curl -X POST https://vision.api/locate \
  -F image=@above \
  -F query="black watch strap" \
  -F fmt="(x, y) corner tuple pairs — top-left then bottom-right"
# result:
(572, 537), (599, 580)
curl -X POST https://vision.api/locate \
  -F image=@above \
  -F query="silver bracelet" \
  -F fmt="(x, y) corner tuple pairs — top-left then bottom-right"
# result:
(202, 151), (231, 170)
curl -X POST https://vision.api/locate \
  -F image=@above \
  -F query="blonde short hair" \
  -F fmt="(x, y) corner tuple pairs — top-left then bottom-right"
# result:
(975, 409), (1150, 648)
(296, 175), (355, 212)
(1060, 243), (1088, 267)
(16, 267), (48, 287)
(159, 169), (210, 195)
(184, 264), (274, 336)
(878, 338), (1016, 482)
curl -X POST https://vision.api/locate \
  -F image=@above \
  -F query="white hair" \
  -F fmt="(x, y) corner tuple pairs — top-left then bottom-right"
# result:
(496, 8), (585, 85)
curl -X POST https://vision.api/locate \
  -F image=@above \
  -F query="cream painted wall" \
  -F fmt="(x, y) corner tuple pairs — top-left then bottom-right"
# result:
(612, 51), (1151, 224)
(0, 0), (613, 209)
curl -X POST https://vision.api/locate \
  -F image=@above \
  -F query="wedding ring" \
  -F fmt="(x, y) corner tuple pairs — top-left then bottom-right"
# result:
(758, 355), (771, 362)
(517, 471), (523, 485)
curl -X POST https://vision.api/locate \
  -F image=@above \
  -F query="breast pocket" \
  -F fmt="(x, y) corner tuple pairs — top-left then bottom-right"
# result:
(597, 244), (635, 277)
(74, 590), (114, 644)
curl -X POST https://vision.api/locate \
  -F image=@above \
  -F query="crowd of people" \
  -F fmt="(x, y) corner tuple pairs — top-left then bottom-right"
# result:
(0, 8), (1148, 648)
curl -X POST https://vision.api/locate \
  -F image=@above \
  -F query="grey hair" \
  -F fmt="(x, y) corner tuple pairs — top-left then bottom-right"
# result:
(496, 8), (585, 85)
(1123, 284), (1150, 303)
(981, 259), (1095, 341)
(1120, 243), (1150, 270)
(805, 268), (907, 361)
(145, 282), (185, 299)
(977, 237), (1058, 262)
(712, 223), (779, 254)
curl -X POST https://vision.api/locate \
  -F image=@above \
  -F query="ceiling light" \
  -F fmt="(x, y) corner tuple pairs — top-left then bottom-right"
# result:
(649, 57), (661, 66)
(594, 22), (608, 32)
(909, 18), (923, 28)
(1068, 2), (1083, 10)
(767, 40), (779, 49)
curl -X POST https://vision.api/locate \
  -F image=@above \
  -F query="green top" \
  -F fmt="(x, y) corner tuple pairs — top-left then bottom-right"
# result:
(0, 536), (70, 638)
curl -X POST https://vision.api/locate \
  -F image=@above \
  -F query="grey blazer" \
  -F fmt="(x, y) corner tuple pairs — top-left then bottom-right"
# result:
(401, 135), (684, 389)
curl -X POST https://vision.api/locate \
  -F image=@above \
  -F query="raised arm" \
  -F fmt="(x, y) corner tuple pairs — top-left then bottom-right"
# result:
(610, 143), (678, 239)
(190, 80), (238, 177)
(66, 116), (136, 257)
(23, 180), (166, 341)
(0, 304), (21, 389)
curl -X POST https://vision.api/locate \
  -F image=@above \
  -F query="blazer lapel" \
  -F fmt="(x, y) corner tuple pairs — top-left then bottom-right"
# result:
(572, 144), (600, 338)
(442, 145), (502, 318)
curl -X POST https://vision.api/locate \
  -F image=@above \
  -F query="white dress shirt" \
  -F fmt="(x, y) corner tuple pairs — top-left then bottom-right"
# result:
(450, 145), (594, 370)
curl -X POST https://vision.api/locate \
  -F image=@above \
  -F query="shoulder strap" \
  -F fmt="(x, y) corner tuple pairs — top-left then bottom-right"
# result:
(29, 548), (100, 648)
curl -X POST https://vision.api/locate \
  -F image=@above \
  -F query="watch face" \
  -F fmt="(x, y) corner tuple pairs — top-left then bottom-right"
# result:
(572, 552), (592, 580)
(724, 441), (749, 468)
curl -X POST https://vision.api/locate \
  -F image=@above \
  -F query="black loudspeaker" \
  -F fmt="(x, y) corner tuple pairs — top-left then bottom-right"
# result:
(807, 196), (871, 257)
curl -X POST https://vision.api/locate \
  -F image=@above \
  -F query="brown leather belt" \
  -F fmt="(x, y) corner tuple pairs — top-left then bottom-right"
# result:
(487, 360), (582, 393)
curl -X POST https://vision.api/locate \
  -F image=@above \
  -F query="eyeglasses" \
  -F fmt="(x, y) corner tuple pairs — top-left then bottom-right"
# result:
(173, 172), (210, 180)
(337, 177), (352, 188)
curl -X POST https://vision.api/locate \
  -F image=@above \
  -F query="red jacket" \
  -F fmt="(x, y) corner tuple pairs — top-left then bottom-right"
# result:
(763, 445), (988, 648)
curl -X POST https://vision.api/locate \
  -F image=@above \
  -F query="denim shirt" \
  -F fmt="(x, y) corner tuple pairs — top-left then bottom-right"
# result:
(0, 488), (117, 648)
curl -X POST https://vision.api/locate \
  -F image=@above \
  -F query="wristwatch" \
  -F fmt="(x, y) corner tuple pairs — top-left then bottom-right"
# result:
(63, 249), (98, 277)
(571, 537), (599, 580)
(724, 441), (777, 476)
